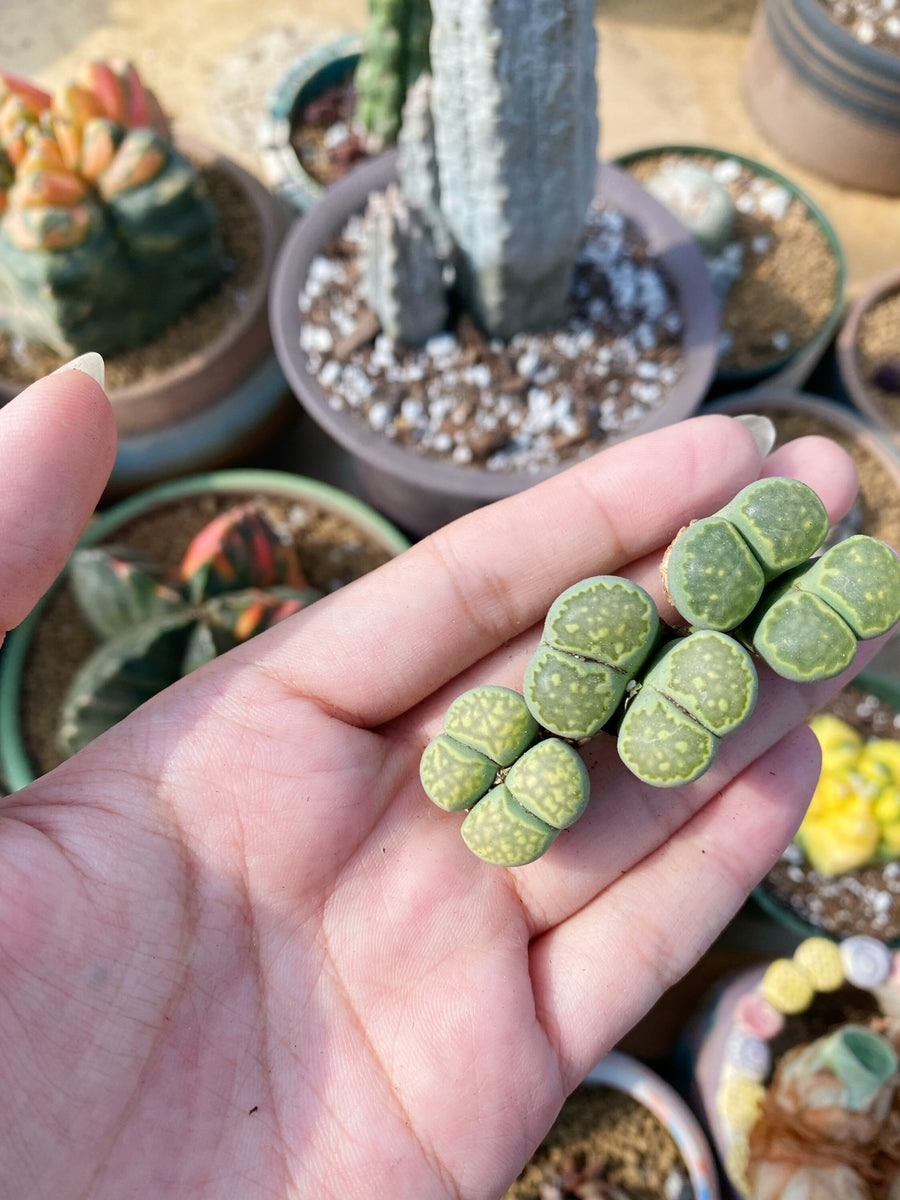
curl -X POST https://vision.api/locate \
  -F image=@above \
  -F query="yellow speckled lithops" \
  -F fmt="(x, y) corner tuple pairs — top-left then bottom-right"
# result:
(761, 958), (815, 1014)
(443, 686), (537, 766)
(793, 937), (844, 992)
(795, 714), (900, 875)
(504, 738), (589, 829)
(460, 784), (557, 866)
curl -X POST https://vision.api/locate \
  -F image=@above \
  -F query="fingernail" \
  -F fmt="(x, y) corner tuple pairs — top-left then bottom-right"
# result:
(51, 351), (105, 389)
(735, 413), (776, 458)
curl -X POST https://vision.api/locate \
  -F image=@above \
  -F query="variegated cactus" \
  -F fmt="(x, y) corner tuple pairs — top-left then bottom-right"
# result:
(361, 0), (600, 344)
(58, 505), (322, 756)
(422, 478), (900, 866)
(0, 60), (224, 356)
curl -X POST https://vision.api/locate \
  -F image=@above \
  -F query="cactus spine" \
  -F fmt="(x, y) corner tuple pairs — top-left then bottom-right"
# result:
(354, 0), (432, 148)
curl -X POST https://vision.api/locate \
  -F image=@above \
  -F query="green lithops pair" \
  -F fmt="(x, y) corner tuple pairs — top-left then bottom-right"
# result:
(421, 477), (900, 867)
(419, 686), (589, 866)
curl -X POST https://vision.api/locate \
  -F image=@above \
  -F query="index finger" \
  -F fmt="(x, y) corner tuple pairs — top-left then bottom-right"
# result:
(257, 414), (778, 725)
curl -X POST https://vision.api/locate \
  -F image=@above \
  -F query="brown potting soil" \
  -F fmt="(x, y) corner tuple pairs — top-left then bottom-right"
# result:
(502, 1084), (694, 1200)
(627, 153), (839, 374)
(0, 161), (264, 392)
(854, 285), (900, 430)
(289, 74), (369, 187)
(818, 0), (900, 55)
(19, 490), (394, 779)
(751, 406), (900, 549)
(762, 684), (900, 943)
(299, 201), (687, 474)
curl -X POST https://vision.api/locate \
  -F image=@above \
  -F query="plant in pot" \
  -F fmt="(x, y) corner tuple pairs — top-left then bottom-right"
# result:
(685, 932), (900, 1199)
(258, 0), (432, 213)
(270, 0), (720, 537)
(0, 468), (410, 790)
(613, 146), (845, 392)
(743, 0), (900, 195)
(0, 61), (292, 494)
(837, 265), (900, 450)
(501, 1050), (720, 1200)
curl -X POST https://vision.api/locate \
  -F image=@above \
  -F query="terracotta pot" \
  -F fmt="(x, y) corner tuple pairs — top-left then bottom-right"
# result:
(614, 144), (846, 390)
(0, 141), (293, 495)
(0, 468), (410, 791)
(257, 35), (363, 214)
(584, 1051), (721, 1200)
(269, 151), (720, 538)
(837, 265), (900, 448)
(743, 0), (900, 195)
(683, 933), (900, 1199)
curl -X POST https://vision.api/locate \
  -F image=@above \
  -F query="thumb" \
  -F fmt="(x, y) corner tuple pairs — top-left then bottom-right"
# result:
(0, 355), (117, 644)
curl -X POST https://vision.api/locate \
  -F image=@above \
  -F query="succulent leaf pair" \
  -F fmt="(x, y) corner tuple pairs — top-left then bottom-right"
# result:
(421, 477), (900, 867)
(58, 506), (321, 756)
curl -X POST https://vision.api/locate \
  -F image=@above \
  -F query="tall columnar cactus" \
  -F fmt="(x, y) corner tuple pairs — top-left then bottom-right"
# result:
(0, 60), (225, 356)
(354, 0), (432, 148)
(58, 505), (321, 756)
(421, 478), (900, 866)
(362, 0), (600, 343)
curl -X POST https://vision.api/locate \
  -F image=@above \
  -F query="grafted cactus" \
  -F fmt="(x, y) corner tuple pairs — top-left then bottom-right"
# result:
(0, 60), (224, 356)
(360, 183), (447, 344)
(354, 0), (432, 148)
(421, 477), (900, 866)
(58, 505), (321, 756)
(362, 0), (599, 343)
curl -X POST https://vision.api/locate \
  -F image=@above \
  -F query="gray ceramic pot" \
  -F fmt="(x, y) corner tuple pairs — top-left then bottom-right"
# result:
(269, 152), (720, 538)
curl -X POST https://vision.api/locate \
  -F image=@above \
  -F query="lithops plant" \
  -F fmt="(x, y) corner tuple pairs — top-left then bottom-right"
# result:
(353, 0), (432, 150)
(0, 60), (224, 356)
(360, 0), (599, 344)
(58, 505), (321, 756)
(421, 476), (900, 866)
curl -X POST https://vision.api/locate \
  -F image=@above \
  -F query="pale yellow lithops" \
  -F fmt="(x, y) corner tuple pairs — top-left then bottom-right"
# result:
(504, 738), (590, 829)
(716, 1073), (766, 1133)
(460, 784), (557, 867)
(793, 936), (844, 993)
(443, 685), (537, 766)
(760, 958), (815, 1014)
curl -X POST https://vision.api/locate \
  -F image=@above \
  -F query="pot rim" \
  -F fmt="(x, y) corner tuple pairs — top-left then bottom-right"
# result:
(0, 138), (288, 416)
(269, 149), (720, 507)
(836, 264), (900, 442)
(612, 143), (847, 385)
(586, 1049), (721, 1200)
(0, 467), (410, 792)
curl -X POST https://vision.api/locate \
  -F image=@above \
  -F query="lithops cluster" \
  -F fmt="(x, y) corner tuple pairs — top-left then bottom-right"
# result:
(711, 935), (900, 1198)
(795, 713), (900, 876)
(421, 476), (900, 866)
(419, 686), (589, 866)
(0, 60), (224, 356)
(59, 506), (321, 756)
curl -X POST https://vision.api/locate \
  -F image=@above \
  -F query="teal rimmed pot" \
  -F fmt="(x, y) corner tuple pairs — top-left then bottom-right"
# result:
(613, 145), (845, 391)
(257, 34), (363, 214)
(744, 0), (900, 195)
(0, 468), (409, 792)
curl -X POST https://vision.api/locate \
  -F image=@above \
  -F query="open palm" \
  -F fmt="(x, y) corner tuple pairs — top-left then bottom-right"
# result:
(0, 370), (874, 1199)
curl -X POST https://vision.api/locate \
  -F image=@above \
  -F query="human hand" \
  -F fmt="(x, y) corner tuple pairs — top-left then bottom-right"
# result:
(0, 369), (876, 1199)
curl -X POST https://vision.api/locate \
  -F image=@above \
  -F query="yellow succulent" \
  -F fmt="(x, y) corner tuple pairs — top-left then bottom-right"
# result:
(796, 714), (900, 876)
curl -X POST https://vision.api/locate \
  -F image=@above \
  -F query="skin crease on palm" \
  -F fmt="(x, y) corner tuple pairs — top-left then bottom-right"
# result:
(0, 367), (885, 1200)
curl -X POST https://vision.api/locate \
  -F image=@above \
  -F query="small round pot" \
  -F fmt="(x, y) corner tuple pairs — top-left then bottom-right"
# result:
(743, 0), (900, 194)
(584, 1051), (721, 1200)
(683, 932), (900, 1199)
(257, 34), (363, 214)
(614, 145), (846, 390)
(0, 468), (410, 791)
(270, 151), (720, 538)
(0, 141), (292, 495)
(837, 265), (900, 448)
